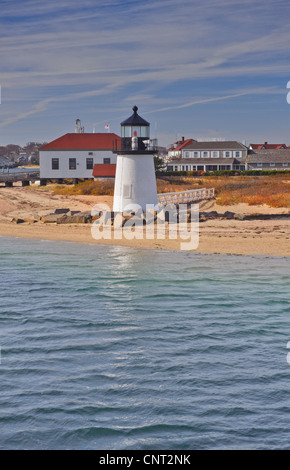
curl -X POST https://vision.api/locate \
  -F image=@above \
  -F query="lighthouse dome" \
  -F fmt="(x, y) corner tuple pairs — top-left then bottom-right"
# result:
(120, 106), (150, 139)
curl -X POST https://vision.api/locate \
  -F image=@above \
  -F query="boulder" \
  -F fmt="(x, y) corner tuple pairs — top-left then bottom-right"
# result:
(54, 208), (70, 214)
(223, 211), (236, 219)
(11, 217), (25, 224)
(41, 213), (65, 223)
(56, 211), (93, 224)
(233, 213), (246, 220)
(23, 217), (37, 224)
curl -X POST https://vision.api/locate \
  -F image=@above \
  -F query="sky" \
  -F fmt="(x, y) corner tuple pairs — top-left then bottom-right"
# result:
(1, 0), (290, 148)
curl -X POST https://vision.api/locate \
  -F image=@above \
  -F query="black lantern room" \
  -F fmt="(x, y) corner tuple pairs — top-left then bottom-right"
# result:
(119, 106), (153, 153)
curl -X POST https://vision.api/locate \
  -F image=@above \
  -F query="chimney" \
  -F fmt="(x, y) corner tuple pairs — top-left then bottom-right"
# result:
(264, 142), (267, 146)
(181, 136), (184, 142)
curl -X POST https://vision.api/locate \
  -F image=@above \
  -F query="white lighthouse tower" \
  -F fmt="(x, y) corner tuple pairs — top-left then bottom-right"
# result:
(113, 106), (158, 213)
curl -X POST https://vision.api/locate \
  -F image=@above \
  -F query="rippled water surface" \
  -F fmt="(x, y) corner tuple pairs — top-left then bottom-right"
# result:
(0, 237), (290, 450)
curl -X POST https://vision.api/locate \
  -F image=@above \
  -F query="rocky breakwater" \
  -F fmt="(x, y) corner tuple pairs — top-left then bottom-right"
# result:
(11, 207), (290, 225)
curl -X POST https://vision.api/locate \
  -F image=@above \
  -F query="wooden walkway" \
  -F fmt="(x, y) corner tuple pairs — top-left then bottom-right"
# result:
(158, 188), (215, 206)
(0, 171), (40, 187)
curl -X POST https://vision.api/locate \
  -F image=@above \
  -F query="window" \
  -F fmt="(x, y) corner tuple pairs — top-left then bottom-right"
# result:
(283, 162), (288, 167)
(167, 165), (173, 171)
(184, 152), (190, 158)
(88, 152), (93, 156)
(206, 165), (218, 171)
(203, 151), (209, 158)
(123, 184), (132, 198)
(86, 158), (94, 170)
(270, 162), (275, 167)
(192, 165), (196, 170)
(225, 151), (231, 158)
(193, 151), (199, 158)
(174, 166), (178, 171)
(52, 158), (59, 170)
(212, 151), (219, 158)
(185, 165), (188, 171)
(69, 158), (77, 170)
(103, 158), (111, 164)
(235, 151), (241, 158)
(257, 162), (263, 167)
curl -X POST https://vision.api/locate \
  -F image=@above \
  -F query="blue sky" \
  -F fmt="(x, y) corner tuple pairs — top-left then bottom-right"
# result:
(1, 0), (290, 147)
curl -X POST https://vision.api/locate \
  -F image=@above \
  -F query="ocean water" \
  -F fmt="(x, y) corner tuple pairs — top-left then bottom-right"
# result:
(0, 236), (290, 450)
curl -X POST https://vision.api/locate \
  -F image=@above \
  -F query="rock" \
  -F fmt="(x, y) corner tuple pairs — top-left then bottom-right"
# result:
(11, 217), (25, 224)
(41, 213), (65, 223)
(23, 217), (37, 224)
(122, 212), (145, 227)
(66, 210), (81, 216)
(54, 208), (70, 214)
(233, 213), (245, 220)
(223, 211), (236, 219)
(205, 210), (220, 218)
(56, 211), (93, 224)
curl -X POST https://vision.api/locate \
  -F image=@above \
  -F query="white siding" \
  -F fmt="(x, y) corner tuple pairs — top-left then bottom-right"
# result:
(40, 150), (116, 179)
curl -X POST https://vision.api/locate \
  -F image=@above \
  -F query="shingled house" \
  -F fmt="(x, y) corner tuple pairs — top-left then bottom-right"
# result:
(167, 141), (248, 172)
(246, 148), (290, 170)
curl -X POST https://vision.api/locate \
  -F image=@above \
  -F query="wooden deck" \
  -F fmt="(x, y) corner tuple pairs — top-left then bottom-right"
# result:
(0, 171), (40, 187)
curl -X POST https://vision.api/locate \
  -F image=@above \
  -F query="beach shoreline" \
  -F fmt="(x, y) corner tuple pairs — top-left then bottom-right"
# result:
(0, 185), (289, 256)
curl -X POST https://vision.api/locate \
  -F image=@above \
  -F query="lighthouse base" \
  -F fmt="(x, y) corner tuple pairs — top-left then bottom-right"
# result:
(113, 153), (158, 213)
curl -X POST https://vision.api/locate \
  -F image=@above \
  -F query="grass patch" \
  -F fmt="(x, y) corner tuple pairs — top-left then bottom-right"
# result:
(52, 175), (290, 208)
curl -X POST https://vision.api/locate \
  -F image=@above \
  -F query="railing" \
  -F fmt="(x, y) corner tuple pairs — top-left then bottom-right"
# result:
(158, 188), (215, 206)
(0, 171), (40, 183)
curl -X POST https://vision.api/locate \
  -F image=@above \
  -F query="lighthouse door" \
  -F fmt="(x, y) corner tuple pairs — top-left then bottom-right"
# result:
(123, 184), (132, 199)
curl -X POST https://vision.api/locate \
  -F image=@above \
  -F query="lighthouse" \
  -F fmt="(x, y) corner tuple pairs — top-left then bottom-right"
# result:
(113, 106), (158, 213)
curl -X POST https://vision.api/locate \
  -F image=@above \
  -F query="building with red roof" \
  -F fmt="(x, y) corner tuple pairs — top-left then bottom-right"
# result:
(40, 121), (120, 181)
(249, 142), (287, 150)
(92, 163), (116, 179)
(167, 137), (197, 158)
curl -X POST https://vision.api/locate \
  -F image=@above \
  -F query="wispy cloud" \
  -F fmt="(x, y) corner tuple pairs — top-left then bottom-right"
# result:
(1, 0), (290, 143)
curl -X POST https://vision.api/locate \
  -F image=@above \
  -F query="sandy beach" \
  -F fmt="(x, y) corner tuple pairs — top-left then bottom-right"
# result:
(0, 184), (289, 256)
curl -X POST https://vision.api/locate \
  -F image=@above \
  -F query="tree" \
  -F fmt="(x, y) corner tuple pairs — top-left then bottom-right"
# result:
(154, 154), (166, 172)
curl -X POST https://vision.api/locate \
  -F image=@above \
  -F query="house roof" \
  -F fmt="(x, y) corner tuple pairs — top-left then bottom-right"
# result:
(168, 139), (196, 151)
(248, 149), (290, 162)
(40, 133), (121, 151)
(250, 143), (287, 149)
(181, 141), (247, 151)
(92, 164), (116, 177)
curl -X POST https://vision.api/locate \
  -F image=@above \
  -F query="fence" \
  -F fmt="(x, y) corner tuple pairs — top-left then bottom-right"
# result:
(158, 188), (215, 206)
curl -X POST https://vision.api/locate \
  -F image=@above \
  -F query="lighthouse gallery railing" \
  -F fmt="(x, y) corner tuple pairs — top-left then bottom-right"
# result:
(158, 188), (215, 206)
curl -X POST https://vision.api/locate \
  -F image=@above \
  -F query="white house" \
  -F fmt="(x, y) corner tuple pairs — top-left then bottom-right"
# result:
(167, 141), (248, 172)
(40, 131), (121, 182)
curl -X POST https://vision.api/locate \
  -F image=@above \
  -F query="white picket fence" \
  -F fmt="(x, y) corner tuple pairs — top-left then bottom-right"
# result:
(158, 188), (215, 206)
